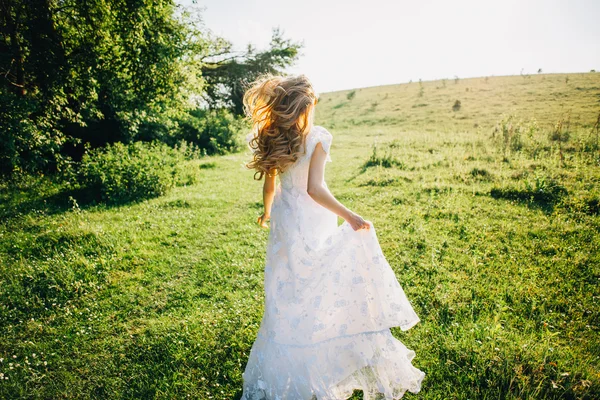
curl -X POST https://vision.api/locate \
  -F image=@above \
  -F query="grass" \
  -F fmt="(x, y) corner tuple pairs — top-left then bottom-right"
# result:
(1, 72), (600, 399)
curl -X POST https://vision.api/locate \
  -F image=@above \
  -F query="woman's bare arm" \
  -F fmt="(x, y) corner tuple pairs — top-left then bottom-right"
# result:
(307, 143), (370, 231)
(258, 169), (277, 228)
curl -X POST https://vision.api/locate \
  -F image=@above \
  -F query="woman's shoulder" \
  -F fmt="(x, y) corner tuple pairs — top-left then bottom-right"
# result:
(312, 125), (332, 136)
(309, 125), (333, 143)
(305, 125), (333, 161)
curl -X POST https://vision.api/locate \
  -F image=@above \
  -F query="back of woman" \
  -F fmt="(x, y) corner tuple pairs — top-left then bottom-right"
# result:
(241, 74), (425, 400)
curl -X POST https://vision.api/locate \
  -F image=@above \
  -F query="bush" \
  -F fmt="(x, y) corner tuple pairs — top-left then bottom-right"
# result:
(79, 141), (193, 204)
(361, 144), (406, 172)
(470, 168), (492, 180)
(173, 108), (245, 155)
(490, 175), (567, 205)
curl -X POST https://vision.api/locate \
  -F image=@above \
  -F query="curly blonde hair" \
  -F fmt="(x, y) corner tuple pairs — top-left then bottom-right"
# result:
(244, 74), (318, 180)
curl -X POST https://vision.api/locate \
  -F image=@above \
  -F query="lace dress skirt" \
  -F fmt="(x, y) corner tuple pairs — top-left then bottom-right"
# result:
(240, 185), (425, 400)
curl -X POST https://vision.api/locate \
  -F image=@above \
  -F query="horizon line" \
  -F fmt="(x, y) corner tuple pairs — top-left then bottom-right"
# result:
(318, 70), (599, 95)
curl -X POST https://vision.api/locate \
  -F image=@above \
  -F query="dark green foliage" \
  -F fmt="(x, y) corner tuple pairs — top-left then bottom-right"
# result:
(0, 90), (68, 175)
(469, 168), (492, 181)
(173, 109), (245, 155)
(470, 168), (489, 177)
(0, 0), (201, 175)
(362, 145), (405, 171)
(491, 175), (568, 205)
(0, 1), (296, 176)
(346, 90), (356, 100)
(78, 141), (194, 204)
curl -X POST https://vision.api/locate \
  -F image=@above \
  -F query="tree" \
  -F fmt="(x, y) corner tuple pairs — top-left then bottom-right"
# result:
(1, 0), (72, 174)
(0, 0), (206, 174)
(0, 1), (300, 176)
(200, 28), (302, 116)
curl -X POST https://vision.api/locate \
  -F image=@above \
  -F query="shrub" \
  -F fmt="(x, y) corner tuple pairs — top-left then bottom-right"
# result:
(173, 108), (245, 155)
(452, 100), (461, 111)
(470, 168), (492, 179)
(79, 141), (193, 204)
(361, 144), (405, 171)
(346, 90), (356, 100)
(490, 175), (567, 205)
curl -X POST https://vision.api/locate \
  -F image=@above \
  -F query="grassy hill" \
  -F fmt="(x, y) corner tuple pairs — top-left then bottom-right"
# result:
(318, 73), (599, 132)
(1, 72), (599, 399)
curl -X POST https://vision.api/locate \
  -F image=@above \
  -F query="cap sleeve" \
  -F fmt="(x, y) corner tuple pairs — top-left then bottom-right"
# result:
(306, 126), (333, 162)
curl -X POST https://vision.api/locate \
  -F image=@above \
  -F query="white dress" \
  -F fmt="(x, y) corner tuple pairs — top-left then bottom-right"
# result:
(241, 125), (425, 400)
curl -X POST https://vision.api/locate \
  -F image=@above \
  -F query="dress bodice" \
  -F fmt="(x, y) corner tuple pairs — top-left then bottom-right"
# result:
(278, 125), (333, 195)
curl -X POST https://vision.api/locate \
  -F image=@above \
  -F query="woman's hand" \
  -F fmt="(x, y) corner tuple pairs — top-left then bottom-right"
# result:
(257, 213), (270, 228)
(345, 212), (371, 231)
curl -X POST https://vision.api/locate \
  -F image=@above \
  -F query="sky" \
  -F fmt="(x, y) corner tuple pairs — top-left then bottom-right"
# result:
(179, 0), (600, 94)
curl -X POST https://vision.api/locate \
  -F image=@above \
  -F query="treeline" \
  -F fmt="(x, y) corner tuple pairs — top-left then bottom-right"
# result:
(0, 0), (299, 177)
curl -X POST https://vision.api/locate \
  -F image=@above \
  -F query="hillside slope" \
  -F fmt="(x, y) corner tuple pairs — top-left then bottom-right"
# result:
(317, 73), (600, 132)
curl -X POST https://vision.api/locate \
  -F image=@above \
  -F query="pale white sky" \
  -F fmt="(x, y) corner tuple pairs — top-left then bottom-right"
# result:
(180, 0), (600, 93)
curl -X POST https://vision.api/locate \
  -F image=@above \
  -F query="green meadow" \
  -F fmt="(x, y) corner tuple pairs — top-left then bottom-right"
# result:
(1, 72), (599, 399)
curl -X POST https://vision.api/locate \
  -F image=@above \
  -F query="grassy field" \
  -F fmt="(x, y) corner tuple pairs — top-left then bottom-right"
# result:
(1, 72), (599, 399)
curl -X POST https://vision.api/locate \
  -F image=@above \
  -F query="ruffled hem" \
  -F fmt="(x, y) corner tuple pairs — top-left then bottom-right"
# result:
(241, 328), (425, 400)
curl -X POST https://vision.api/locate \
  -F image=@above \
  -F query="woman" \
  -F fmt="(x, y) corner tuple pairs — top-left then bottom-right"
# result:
(241, 74), (425, 399)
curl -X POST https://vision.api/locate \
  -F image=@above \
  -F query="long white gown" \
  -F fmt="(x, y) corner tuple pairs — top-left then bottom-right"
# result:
(241, 125), (425, 400)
